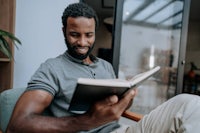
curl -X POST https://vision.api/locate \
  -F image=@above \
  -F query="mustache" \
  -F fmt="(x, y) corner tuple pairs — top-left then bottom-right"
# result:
(73, 45), (91, 49)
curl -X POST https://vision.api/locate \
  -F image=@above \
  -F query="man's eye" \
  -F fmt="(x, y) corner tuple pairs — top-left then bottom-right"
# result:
(70, 33), (79, 37)
(87, 34), (94, 38)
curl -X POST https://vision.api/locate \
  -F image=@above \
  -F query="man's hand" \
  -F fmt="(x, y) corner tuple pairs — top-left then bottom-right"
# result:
(82, 89), (136, 129)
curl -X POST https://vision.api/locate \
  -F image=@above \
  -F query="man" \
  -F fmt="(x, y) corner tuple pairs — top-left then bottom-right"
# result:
(6, 2), (134, 133)
(7, 2), (200, 133)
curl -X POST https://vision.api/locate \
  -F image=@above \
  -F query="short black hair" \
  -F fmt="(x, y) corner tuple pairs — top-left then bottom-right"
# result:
(62, 2), (99, 30)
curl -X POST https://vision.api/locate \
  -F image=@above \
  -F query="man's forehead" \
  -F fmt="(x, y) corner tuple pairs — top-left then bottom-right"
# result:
(67, 17), (95, 27)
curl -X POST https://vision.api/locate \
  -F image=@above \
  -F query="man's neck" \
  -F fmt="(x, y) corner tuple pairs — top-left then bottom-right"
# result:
(83, 56), (93, 64)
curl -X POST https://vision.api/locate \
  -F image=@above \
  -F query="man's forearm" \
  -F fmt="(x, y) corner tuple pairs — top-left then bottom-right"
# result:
(7, 114), (94, 133)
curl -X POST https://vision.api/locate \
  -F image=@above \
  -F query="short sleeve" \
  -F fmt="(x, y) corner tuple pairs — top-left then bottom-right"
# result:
(27, 61), (59, 96)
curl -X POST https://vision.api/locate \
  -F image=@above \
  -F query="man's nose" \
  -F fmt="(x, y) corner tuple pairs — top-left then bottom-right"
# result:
(77, 36), (87, 46)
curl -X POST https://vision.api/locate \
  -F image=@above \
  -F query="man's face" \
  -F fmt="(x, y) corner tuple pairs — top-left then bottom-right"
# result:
(64, 17), (95, 60)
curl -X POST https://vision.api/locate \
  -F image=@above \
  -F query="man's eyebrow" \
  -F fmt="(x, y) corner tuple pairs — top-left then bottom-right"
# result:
(68, 31), (95, 34)
(68, 31), (79, 34)
(87, 32), (95, 34)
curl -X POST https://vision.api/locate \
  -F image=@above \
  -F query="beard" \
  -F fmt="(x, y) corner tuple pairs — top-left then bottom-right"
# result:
(65, 38), (94, 60)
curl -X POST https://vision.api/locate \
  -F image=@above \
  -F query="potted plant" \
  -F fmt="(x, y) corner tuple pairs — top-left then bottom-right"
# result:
(0, 29), (21, 59)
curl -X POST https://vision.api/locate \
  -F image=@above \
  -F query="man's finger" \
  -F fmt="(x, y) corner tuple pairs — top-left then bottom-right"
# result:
(117, 89), (136, 110)
(96, 95), (119, 106)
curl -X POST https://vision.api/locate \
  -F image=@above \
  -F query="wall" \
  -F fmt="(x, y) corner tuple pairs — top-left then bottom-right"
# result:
(13, 0), (78, 88)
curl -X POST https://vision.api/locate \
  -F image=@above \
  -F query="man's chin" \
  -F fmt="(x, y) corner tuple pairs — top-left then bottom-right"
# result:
(74, 50), (88, 57)
(69, 52), (88, 60)
(74, 54), (88, 60)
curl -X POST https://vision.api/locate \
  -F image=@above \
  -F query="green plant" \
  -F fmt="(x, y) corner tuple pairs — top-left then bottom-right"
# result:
(0, 29), (21, 59)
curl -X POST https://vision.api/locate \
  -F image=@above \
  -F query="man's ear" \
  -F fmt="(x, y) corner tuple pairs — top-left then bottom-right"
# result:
(62, 27), (66, 38)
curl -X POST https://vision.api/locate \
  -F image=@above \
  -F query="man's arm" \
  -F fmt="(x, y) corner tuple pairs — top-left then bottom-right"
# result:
(6, 89), (135, 133)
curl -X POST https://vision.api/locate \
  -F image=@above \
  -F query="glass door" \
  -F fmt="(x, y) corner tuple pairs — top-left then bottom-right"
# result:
(112, 0), (190, 114)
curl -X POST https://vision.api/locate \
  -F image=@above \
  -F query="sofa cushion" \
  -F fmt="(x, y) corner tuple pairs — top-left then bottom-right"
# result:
(0, 87), (26, 132)
(0, 87), (53, 133)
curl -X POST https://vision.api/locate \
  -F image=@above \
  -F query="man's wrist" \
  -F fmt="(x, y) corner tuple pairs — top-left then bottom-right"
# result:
(65, 114), (94, 132)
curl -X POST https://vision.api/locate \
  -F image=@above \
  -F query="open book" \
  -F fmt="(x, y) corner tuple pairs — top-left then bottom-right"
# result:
(68, 66), (160, 114)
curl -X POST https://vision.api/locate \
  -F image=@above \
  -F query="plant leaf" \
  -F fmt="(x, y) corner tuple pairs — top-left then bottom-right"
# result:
(0, 29), (21, 59)
(0, 36), (12, 58)
(0, 29), (21, 45)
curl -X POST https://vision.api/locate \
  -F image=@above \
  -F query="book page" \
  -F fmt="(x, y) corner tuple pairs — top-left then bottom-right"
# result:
(78, 78), (131, 87)
(129, 66), (160, 87)
(77, 66), (160, 88)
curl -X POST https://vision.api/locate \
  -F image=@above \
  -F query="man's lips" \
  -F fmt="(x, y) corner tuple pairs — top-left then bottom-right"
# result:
(74, 46), (89, 54)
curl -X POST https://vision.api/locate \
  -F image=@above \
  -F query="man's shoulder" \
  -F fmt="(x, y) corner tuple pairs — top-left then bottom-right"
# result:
(97, 57), (112, 66)
(44, 53), (68, 65)
(37, 53), (69, 72)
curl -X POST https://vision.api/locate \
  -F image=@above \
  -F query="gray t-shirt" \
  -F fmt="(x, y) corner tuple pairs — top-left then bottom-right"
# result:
(26, 51), (119, 132)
